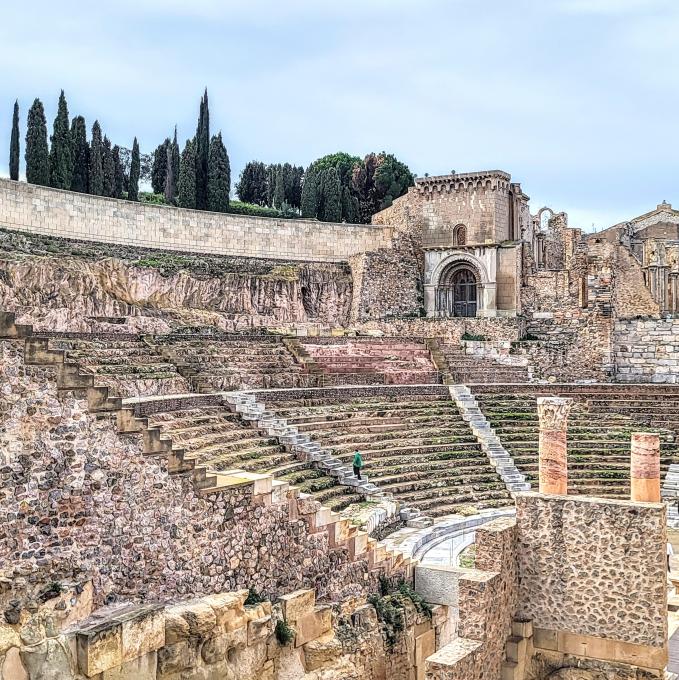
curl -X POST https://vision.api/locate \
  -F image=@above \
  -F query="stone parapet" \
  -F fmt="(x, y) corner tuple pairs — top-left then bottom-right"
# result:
(0, 177), (392, 263)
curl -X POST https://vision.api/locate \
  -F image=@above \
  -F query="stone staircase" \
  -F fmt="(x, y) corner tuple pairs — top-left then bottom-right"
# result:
(473, 389), (679, 499)
(438, 342), (531, 384)
(259, 387), (513, 517)
(155, 334), (312, 391)
(225, 391), (409, 526)
(449, 385), (530, 494)
(50, 335), (190, 397)
(1, 316), (416, 580)
(297, 337), (440, 385)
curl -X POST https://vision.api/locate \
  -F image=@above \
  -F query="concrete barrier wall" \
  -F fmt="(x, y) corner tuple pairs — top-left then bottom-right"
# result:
(0, 178), (393, 262)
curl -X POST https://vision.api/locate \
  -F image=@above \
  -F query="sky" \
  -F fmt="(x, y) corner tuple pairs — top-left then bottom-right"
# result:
(1, 0), (678, 231)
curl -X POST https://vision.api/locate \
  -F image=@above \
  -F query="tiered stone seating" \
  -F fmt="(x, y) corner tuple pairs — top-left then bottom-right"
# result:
(299, 338), (439, 385)
(143, 404), (305, 477)
(437, 342), (530, 384)
(50, 335), (190, 398)
(474, 391), (679, 498)
(155, 335), (311, 391)
(266, 392), (512, 516)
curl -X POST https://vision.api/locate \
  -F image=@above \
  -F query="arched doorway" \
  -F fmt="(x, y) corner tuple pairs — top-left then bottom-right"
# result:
(435, 263), (478, 317)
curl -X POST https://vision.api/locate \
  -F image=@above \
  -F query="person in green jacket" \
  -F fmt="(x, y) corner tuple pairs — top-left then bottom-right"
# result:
(353, 450), (364, 480)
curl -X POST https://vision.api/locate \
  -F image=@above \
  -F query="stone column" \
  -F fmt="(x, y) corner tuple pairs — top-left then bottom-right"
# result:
(537, 397), (573, 495)
(630, 432), (661, 503)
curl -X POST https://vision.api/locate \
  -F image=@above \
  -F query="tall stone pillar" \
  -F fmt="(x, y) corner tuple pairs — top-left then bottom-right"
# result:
(537, 397), (573, 495)
(630, 432), (661, 503)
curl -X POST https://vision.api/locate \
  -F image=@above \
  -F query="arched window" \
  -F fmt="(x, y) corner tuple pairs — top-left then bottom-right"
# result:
(453, 224), (467, 246)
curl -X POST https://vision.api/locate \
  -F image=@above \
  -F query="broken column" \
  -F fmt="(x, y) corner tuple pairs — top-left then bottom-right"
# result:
(537, 396), (573, 495)
(630, 432), (661, 502)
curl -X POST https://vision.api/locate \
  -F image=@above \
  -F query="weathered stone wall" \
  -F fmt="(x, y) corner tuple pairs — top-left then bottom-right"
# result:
(614, 318), (679, 383)
(522, 264), (613, 382)
(351, 316), (524, 342)
(0, 340), (372, 613)
(515, 493), (667, 663)
(0, 178), (392, 262)
(349, 232), (423, 321)
(0, 585), (449, 680)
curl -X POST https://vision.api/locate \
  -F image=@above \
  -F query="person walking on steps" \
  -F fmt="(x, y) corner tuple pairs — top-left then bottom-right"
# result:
(353, 450), (364, 480)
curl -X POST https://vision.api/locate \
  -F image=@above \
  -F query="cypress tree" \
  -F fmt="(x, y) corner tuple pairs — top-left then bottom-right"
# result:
(164, 127), (179, 204)
(321, 168), (341, 222)
(48, 90), (73, 189)
(112, 145), (124, 198)
(235, 161), (268, 206)
(128, 137), (140, 201)
(273, 167), (285, 209)
(9, 100), (19, 181)
(178, 139), (196, 209)
(151, 138), (170, 194)
(102, 136), (115, 197)
(25, 98), (49, 186)
(265, 164), (276, 207)
(89, 121), (104, 195)
(341, 186), (359, 223)
(207, 132), (230, 213)
(300, 165), (319, 218)
(70, 116), (89, 193)
(195, 89), (210, 210)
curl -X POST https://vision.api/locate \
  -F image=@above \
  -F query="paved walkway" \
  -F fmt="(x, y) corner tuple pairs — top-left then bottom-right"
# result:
(669, 627), (679, 673)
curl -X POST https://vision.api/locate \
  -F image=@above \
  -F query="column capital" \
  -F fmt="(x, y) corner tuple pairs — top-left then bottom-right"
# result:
(537, 396), (573, 431)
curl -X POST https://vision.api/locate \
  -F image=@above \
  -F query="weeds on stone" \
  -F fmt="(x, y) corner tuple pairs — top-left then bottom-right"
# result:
(275, 619), (295, 646)
(368, 577), (432, 649)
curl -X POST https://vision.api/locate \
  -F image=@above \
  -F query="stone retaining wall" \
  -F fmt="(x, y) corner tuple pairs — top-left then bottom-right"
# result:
(0, 178), (392, 262)
(614, 318), (679, 383)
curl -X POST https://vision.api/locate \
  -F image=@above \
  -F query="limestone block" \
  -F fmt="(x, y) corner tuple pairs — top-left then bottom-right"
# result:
(302, 631), (342, 671)
(247, 615), (272, 646)
(201, 634), (229, 665)
(118, 605), (164, 662)
(415, 565), (462, 607)
(101, 651), (157, 680)
(279, 590), (315, 625)
(76, 620), (122, 677)
(415, 628), (435, 667)
(164, 609), (190, 644)
(166, 601), (216, 641)
(2, 647), (28, 680)
(156, 640), (196, 676)
(294, 606), (332, 647)
(205, 591), (248, 633)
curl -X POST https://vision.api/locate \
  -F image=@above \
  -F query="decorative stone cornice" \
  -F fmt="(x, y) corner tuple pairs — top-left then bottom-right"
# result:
(415, 170), (512, 195)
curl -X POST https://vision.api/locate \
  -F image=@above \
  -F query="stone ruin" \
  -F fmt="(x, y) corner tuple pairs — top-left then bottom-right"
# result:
(0, 172), (676, 678)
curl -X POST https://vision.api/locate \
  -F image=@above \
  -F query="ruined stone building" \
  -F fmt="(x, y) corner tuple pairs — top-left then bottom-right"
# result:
(0, 174), (676, 679)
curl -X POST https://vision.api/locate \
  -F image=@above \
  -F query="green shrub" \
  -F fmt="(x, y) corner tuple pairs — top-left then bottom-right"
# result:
(244, 589), (266, 607)
(275, 619), (295, 646)
(139, 192), (168, 205)
(228, 201), (300, 219)
(461, 332), (486, 341)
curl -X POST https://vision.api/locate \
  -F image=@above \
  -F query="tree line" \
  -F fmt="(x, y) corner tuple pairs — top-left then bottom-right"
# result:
(10, 89), (231, 211)
(9, 90), (414, 222)
(236, 151), (413, 223)
(14, 91), (141, 200)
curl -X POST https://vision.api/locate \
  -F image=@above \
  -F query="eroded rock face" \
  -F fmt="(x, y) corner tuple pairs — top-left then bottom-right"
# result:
(0, 242), (352, 332)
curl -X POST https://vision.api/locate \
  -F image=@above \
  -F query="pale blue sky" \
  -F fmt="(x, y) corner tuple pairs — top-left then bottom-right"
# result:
(1, 0), (677, 230)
